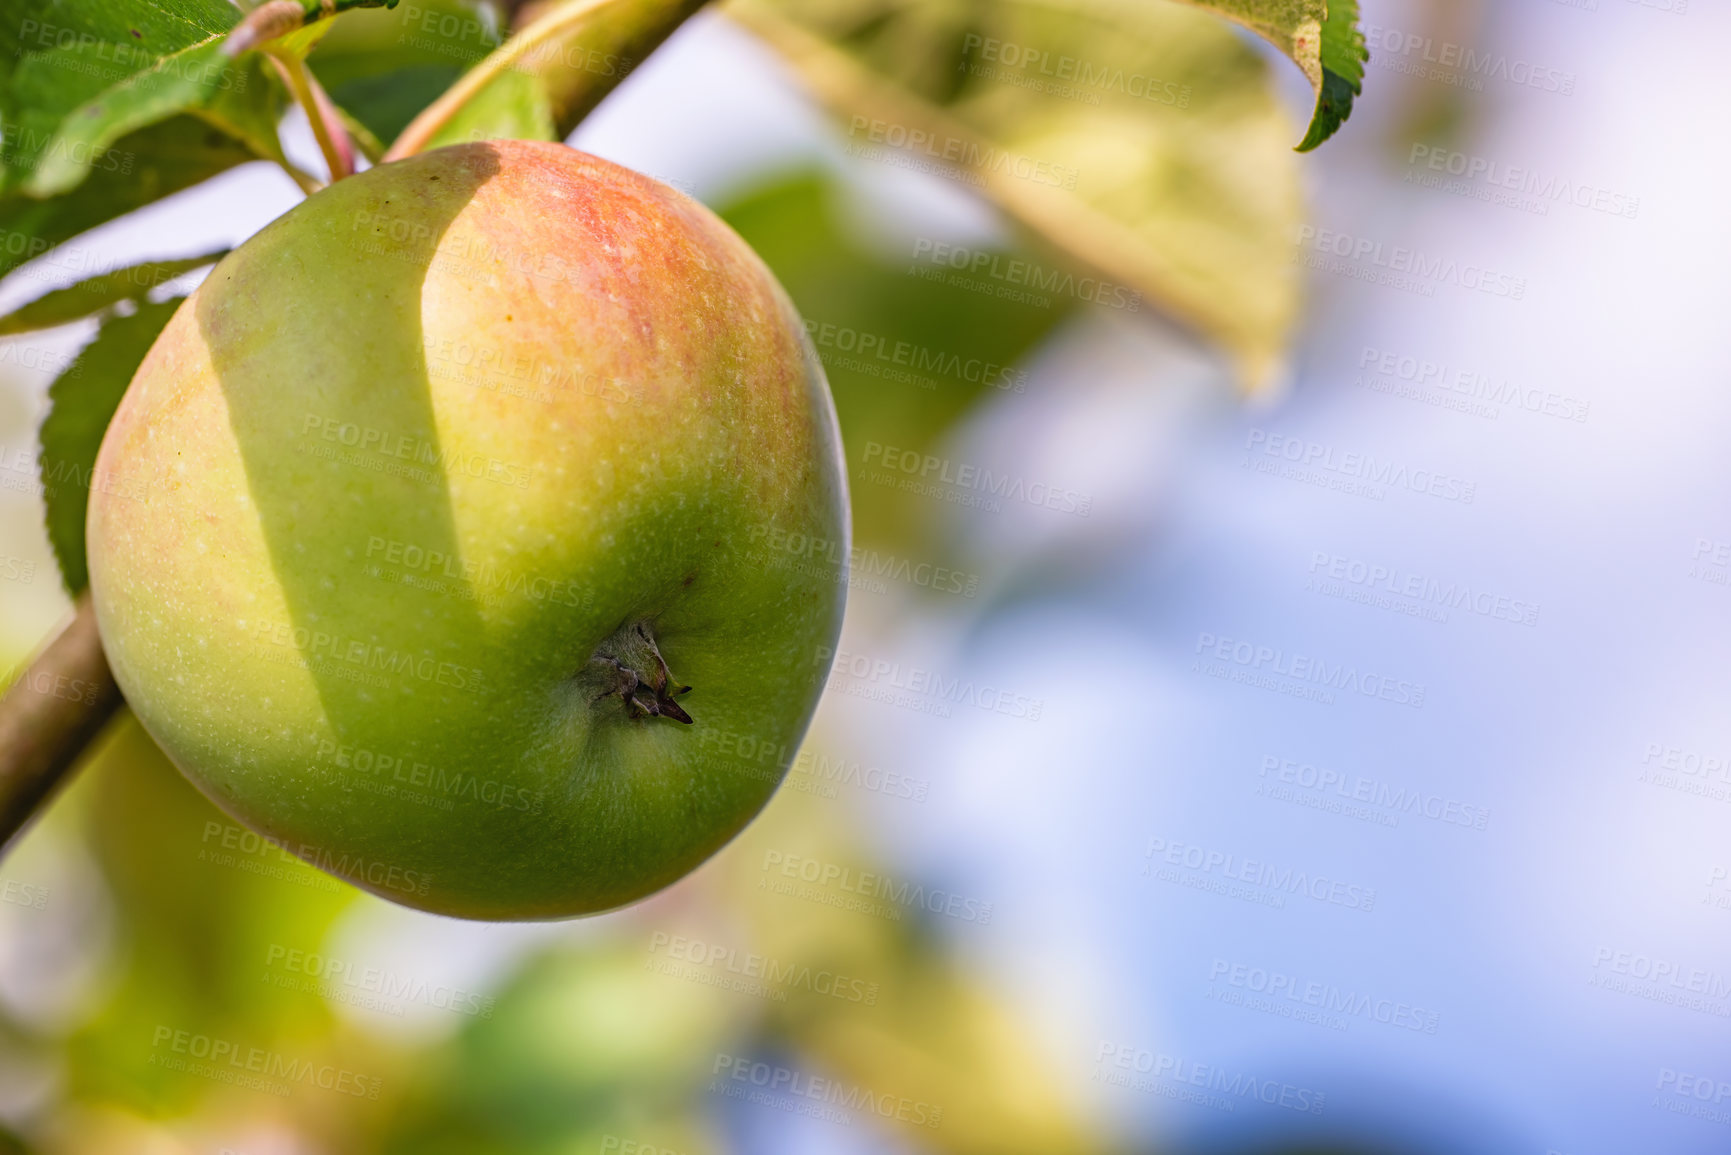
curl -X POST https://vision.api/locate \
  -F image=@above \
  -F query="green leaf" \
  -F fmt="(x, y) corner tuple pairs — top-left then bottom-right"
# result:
(8, 0), (406, 193)
(305, 0), (498, 145)
(1166, 0), (1367, 150)
(730, 0), (1306, 390)
(0, 0), (259, 193)
(384, 0), (706, 159)
(1297, 0), (1366, 151)
(0, 0), (297, 273)
(0, 115), (258, 280)
(0, 250), (223, 336)
(38, 296), (183, 595)
(437, 66), (556, 143)
(21, 46), (288, 198)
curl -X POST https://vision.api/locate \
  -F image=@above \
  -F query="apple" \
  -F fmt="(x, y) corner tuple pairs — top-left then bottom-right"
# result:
(86, 140), (849, 920)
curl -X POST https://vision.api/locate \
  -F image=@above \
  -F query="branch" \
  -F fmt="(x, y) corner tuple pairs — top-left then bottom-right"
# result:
(0, 595), (122, 850)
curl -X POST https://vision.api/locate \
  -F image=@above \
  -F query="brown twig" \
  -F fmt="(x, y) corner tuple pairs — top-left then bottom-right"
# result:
(0, 595), (122, 850)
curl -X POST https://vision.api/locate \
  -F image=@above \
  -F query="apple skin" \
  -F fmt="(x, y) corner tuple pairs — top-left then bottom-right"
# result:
(86, 140), (848, 920)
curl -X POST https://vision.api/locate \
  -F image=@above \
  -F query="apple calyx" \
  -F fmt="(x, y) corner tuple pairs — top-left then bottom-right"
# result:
(588, 620), (693, 724)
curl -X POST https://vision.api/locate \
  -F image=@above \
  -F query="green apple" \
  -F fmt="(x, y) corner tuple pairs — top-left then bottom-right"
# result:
(86, 140), (848, 920)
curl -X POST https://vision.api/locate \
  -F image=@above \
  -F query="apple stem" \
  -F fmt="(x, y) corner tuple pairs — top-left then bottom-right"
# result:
(588, 620), (693, 724)
(0, 594), (123, 853)
(270, 53), (356, 183)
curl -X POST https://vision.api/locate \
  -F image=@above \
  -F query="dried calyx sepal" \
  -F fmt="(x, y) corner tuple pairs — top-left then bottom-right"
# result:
(588, 620), (693, 723)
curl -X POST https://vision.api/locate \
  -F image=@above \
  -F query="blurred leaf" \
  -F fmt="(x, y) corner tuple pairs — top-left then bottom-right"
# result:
(0, 250), (222, 336)
(710, 782), (1109, 1155)
(307, 0), (504, 144)
(38, 296), (181, 595)
(0, 115), (259, 281)
(61, 715), (361, 1115)
(728, 0), (1306, 390)
(375, 946), (732, 1154)
(716, 171), (1070, 551)
(384, 0), (707, 159)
